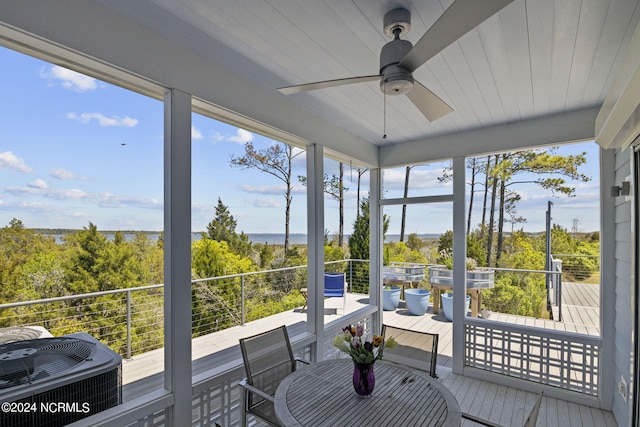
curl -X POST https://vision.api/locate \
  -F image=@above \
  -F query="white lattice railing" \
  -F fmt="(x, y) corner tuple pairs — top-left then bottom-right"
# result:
(464, 318), (601, 396)
(78, 307), (377, 427)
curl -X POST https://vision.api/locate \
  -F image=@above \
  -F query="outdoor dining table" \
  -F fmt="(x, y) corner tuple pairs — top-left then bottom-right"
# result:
(274, 358), (461, 426)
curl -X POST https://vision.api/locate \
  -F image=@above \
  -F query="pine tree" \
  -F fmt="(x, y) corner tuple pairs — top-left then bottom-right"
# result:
(230, 142), (299, 253)
(348, 198), (389, 260)
(206, 198), (252, 257)
(349, 199), (371, 261)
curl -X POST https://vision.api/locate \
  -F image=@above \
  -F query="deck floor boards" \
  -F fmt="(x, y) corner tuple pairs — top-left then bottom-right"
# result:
(121, 283), (610, 426)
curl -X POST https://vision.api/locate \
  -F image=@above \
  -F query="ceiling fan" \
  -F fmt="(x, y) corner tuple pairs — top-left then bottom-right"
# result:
(278, 0), (513, 122)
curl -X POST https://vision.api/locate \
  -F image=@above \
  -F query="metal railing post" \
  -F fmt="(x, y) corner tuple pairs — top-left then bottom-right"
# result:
(241, 276), (245, 325)
(126, 290), (132, 359)
(558, 274), (562, 322)
(349, 260), (353, 293)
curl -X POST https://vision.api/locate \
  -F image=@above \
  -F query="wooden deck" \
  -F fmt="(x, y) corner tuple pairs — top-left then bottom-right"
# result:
(439, 366), (616, 426)
(558, 281), (600, 332)
(121, 286), (611, 426)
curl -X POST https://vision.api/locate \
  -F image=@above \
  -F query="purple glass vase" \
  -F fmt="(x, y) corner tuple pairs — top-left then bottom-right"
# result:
(352, 361), (375, 397)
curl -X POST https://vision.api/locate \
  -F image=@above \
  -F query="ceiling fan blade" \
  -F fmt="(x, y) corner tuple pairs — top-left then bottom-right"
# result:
(406, 81), (454, 122)
(278, 75), (379, 95)
(399, 0), (513, 72)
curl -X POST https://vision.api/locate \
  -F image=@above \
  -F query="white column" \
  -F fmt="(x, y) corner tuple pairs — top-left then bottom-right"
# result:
(599, 147), (616, 410)
(306, 144), (325, 361)
(163, 89), (192, 425)
(370, 168), (383, 334)
(452, 156), (466, 374)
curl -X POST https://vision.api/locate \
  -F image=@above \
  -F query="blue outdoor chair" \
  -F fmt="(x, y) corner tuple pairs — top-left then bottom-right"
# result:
(324, 272), (347, 314)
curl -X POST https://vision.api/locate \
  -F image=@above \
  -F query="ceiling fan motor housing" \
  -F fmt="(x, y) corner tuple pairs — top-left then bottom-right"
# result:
(380, 38), (414, 95)
(383, 8), (411, 38)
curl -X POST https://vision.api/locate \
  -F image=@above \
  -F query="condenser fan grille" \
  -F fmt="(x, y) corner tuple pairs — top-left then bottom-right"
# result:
(0, 337), (95, 388)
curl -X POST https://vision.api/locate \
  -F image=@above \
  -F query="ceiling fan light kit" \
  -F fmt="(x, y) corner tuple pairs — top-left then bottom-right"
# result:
(277, 0), (514, 123)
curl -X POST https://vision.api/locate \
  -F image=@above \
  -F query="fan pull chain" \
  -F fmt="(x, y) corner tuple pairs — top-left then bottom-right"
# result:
(383, 90), (387, 139)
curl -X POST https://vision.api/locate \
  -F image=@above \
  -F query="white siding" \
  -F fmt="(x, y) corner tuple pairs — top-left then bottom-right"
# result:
(613, 146), (633, 426)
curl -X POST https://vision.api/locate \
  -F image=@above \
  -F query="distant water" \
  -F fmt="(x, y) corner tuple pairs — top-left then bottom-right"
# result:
(41, 231), (441, 245)
(42, 231), (306, 245)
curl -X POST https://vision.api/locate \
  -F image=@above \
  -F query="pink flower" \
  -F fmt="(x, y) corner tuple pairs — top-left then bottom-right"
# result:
(355, 325), (364, 337)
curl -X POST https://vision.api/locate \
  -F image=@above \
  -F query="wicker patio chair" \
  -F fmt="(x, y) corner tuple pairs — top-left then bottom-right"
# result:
(381, 324), (439, 378)
(239, 325), (308, 426)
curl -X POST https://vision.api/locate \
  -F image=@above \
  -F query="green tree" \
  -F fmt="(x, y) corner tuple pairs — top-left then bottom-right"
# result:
(205, 197), (252, 257)
(325, 244), (346, 262)
(16, 253), (66, 300)
(436, 230), (487, 267)
(485, 231), (547, 317)
(406, 233), (424, 252)
(0, 219), (58, 304)
(63, 222), (108, 294)
(546, 225), (599, 280)
(349, 199), (371, 261)
(491, 149), (590, 264)
(257, 242), (275, 268)
(191, 238), (256, 334)
(348, 198), (389, 291)
(192, 238), (255, 279)
(384, 241), (427, 264)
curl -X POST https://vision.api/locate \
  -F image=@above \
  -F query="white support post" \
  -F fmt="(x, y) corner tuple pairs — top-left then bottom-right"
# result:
(599, 147), (616, 410)
(370, 168), (383, 334)
(306, 144), (325, 361)
(452, 156), (466, 374)
(163, 89), (192, 426)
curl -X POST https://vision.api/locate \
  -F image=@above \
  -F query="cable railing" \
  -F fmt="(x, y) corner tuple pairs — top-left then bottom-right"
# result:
(0, 257), (593, 361)
(0, 260), (370, 358)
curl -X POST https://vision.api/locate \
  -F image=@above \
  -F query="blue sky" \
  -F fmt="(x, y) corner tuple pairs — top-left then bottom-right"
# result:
(0, 46), (600, 237)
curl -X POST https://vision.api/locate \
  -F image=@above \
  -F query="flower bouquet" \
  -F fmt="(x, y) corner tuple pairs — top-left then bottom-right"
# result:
(333, 324), (397, 396)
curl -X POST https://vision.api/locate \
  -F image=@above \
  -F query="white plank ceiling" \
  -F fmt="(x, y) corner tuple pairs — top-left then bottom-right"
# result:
(95, 0), (639, 156)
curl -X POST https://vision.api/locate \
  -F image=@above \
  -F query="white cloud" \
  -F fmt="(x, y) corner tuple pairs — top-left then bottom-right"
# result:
(228, 128), (254, 144)
(192, 126), (203, 140)
(4, 183), (161, 210)
(6, 186), (45, 196)
(95, 193), (161, 209)
(382, 167), (449, 190)
(0, 151), (33, 173)
(240, 184), (285, 195)
(66, 112), (138, 127)
(50, 168), (83, 180)
(211, 132), (226, 142)
(28, 179), (48, 189)
(0, 200), (60, 214)
(246, 198), (280, 208)
(46, 189), (88, 200)
(41, 65), (98, 92)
